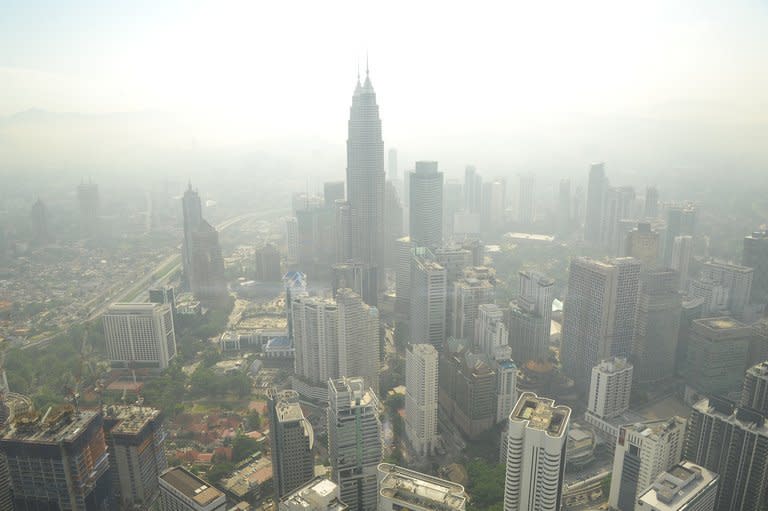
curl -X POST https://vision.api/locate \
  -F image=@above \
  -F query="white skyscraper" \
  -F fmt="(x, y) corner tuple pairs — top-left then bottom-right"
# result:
(699, 260), (754, 320)
(587, 357), (633, 421)
(337, 288), (380, 394)
(410, 248), (447, 347)
(452, 268), (495, 341)
(670, 235), (693, 291)
(408, 161), (444, 249)
(292, 296), (339, 391)
(503, 392), (571, 511)
(328, 377), (382, 511)
(508, 270), (554, 364)
(395, 236), (414, 316)
(609, 417), (687, 511)
(103, 302), (177, 370)
(475, 304), (509, 360)
(405, 344), (439, 456)
(284, 216), (299, 265)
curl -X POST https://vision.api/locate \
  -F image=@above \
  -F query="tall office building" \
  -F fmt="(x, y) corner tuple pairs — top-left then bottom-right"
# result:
(562, 257), (642, 386)
(182, 183), (203, 287)
(464, 166), (482, 213)
(103, 302), (177, 370)
(632, 269), (682, 382)
(332, 261), (378, 307)
(636, 461), (718, 511)
(296, 204), (336, 275)
(377, 463), (467, 511)
(405, 344), (439, 456)
(159, 466), (227, 511)
(29, 198), (50, 244)
(395, 236), (414, 315)
(740, 361), (768, 415)
(0, 407), (112, 510)
(254, 243), (282, 282)
(77, 180), (100, 238)
(507, 271), (553, 364)
(684, 397), (768, 511)
(685, 317), (751, 396)
(602, 186), (637, 254)
(292, 296), (339, 389)
(748, 318), (768, 368)
(587, 357), (633, 420)
(584, 163), (608, 243)
(625, 222), (660, 267)
(337, 288), (380, 394)
(503, 393), (571, 511)
(518, 174), (535, 225)
(188, 219), (227, 303)
(452, 268), (495, 341)
(699, 260), (754, 320)
(670, 235), (694, 291)
(435, 244), (474, 330)
(346, 67), (385, 267)
(279, 477), (348, 511)
(644, 186), (659, 219)
(608, 417), (687, 511)
(325, 181), (346, 207)
(409, 161), (444, 249)
(327, 377), (382, 511)
(476, 304), (509, 360)
(743, 230), (768, 305)
(103, 405), (167, 508)
(662, 204), (696, 266)
(481, 178), (507, 233)
(268, 389), (315, 499)
(410, 248), (447, 346)
(443, 180), (463, 238)
(284, 216), (299, 265)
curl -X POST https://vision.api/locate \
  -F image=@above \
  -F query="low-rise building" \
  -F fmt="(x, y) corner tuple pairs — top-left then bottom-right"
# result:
(377, 463), (467, 511)
(159, 466), (227, 511)
(636, 461), (718, 511)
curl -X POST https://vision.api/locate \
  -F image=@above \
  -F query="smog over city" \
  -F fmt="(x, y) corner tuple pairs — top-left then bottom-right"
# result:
(0, 1), (767, 511)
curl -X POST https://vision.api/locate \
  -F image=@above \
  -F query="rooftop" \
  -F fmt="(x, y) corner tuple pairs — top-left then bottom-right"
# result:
(160, 466), (225, 506)
(1, 406), (99, 444)
(637, 461), (718, 510)
(594, 357), (632, 374)
(106, 405), (161, 435)
(511, 392), (571, 437)
(377, 463), (467, 511)
(279, 477), (348, 510)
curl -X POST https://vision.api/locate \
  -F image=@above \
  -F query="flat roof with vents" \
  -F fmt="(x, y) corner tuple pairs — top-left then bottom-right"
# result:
(160, 466), (225, 506)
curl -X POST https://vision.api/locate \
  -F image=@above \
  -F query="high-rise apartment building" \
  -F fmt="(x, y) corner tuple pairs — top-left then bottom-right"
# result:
(662, 204), (696, 266)
(507, 270), (553, 364)
(635, 461), (718, 511)
(284, 217), (299, 265)
(562, 257), (641, 387)
(684, 397), (768, 511)
(395, 236), (414, 316)
(740, 361), (768, 415)
(292, 296), (339, 391)
(632, 269), (682, 382)
(503, 392), (571, 511)
(608, 417), (687, 511)
(625, 222), (659, 267)
(159, 466), (227, 511)
(408, 161), (443, 249)
(278, 477), (348, 511)
(743, 230), (768, 305)
(346, 68), (385, 267)
(670, 235), (694, 291)
(410, 248), (447, 347)
(587, 357), (633, 421)
(685, 317), (751, 396)
(332, 261), (378, 307)
(475, 304), (509, 360)
(0, 407), (112, 510)
(103, 302), (177, 370)
(452, 268), (495, 341)
(405, 344), (439, 456)
(464, 166), (482, 214)
(602, 186), (637, 254)
(327, 377), (382, 511)
(699, 260), (754, 320)
(377, 463), (467, 511)
(337, 288), (380, 394)
(585, 163), (608, 243)
(267, 389), (314, 499)
(103, 405), (167, 508)
(481, 178), (507, 233)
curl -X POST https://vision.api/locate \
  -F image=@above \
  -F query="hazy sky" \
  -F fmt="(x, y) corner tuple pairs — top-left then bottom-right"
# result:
(1, 0), (767, 179)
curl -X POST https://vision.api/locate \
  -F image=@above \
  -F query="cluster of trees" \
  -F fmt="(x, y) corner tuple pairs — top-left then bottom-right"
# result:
(466, 459), (506, 511)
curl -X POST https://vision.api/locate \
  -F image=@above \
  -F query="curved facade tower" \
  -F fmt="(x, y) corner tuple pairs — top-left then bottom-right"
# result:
(346, 69), (385, 267)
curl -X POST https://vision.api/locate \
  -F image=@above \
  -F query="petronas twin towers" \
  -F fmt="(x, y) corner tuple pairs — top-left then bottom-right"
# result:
(345, 67), (385, 268)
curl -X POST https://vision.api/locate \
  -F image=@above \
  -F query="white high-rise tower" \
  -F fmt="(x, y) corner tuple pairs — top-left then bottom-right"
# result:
(405, 344), (439, 456)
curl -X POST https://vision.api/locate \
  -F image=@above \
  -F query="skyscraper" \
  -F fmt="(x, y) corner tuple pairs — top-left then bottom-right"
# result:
(602, 185), (637, 254)
(255, 243), (282, 282)
(383, 180), (404, 268)
(557, 178), (571, 234)
(608, 417), (687, 511)
(103, 302), (177, 370)
(332, 261), (378, 307)
(644, 186), (659, 219)
(584, 163), (607, 243)
(475, 304), (509, 360)
(699, 260), (754, 321)
(410, 248), (447, 346)
(562, 257), (641, 386)
(188, 220), (228, 303)
(327, 377), (382, 511)
(394, 236), (414, 316)
(285, 216), (299, 265)
(336, 288), (380, 394)
(740, 361), (768, 415)
(182, 182), (203, 287)
(587, 357), (633, 421)
(743, 230), (768, 305)
(632, 269), (682, 382)
(684, 397), (768, 511)
(29, 198), (50, 244)
(405, 344), (439, 456)
(346, 67), (385, 267)
(507, 271), (554, 364)
(662, 204), (696, 266)
(625, 222), (660, 267)
(408, 161), (444, 249)
(670, 235), (694, 291)
(325, 181), (346, 208)
(292, 296), (339, 392)
(464, 166), (482, 213)
(268, 389), (315, 499)
(77, 180), (100, 238)
(518, 174), (535, 226)
(0, 407), (113, 510)
(685, 317), (751, 396)
(452, 268), (495, 341)
(503, 393), (571, 511)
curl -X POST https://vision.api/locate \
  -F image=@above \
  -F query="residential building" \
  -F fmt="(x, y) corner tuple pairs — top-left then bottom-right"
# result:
(608, 417), (687, 511)
(410, 248), (447, 347)
(268, 389), (314, 499)
(699, 260), (754, 320)
(331, 261), (378, 307)
(475, 304), (509, 360)
(585, 162), (608, 244)
(464, 165), (482, 214)
(395, 236), (414, 316)
(327, 377), (382, 511)
(278, 477), (348, 511)
(503, 392), (571, 511)
(284, 217), (299, 265)
(587, 357), (633, 421)
(452, 268), (495, 341)
(740, 361), (768, 415)
(684, 397), (768, 511)
(377, 463), (467, 511)
(635, 462), (718, 511)
(337, 288), (380, 394)
(159, 466), (227, 511)
(685, 317), (751, 396)
(405, 344), (439, 456)
(507, 271), (553, 364)
(408, 161), (444, 249)
(291, 296), (339, 393)
(103, 302), (177, 370)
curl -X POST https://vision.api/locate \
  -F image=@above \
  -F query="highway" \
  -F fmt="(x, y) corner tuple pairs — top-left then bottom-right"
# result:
(20, 209), (287, 351)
